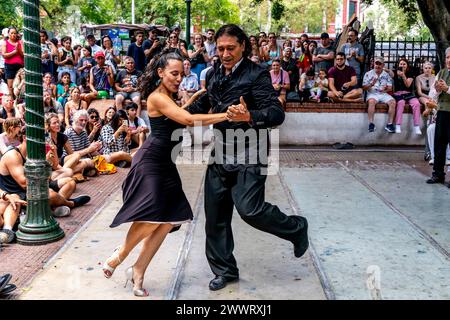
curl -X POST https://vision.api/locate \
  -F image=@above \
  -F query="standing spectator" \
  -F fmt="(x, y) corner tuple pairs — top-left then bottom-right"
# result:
(86, 51), (114, 101)
(1, 27), (24, 99)
(85, 34), (103, 57)
(40, 30), (58, 76)
(179, 59), (199, 105)
(391, 57), (422, 134)
(102, 35), (120, 75)
(300, 33), (309, 44)
(0, 28), (7, 80)
(426, 47), (450, 186)
(143, 26), (163, 66)
(341, 29), (365, 84)
(127, 31), (146, 72)
(297, 41), (312, 76)
(270, 59), (290, 104)
(258, 31), (268, 47)
(204, 29), (217, 66)
(282, 39), (293, 50)
(294, 38), (303, 59)
(362, 56), (396, 133)
(263, 33), (282, 66)
(327, 52), (363, 102)
(171, 25), (187, 49)
(249, 35), (264, 62)
(77, 46), (95, 84)
(114, 56), (143, 113)
(280, 47), (299, 93)
(188, 33), (209, 84)
(57, 36), (77, 83)
(313, 33), (335, 74)
(166, 32), (189, 59)
(73, 45), (83, 67)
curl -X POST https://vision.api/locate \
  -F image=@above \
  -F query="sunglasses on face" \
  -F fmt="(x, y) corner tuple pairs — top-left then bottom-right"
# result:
(90, 115), (99, 119)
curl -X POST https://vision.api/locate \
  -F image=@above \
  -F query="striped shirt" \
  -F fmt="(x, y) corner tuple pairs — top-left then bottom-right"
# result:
(63, 127), (90, 157)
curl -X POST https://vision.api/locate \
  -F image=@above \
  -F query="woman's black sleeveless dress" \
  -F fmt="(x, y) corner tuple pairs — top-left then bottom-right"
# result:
(110, 115), (193, 230)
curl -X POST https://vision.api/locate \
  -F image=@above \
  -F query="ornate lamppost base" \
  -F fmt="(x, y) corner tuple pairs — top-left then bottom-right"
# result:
(16, 160), (65, 245)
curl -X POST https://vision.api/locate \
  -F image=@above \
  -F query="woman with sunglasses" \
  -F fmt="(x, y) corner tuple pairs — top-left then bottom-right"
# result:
(416, 61), (436, 109)
(86, 108), (102, 142)
(165, 32), (189, 59)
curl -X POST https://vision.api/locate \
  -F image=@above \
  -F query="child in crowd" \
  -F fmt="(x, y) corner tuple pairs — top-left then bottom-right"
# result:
(77, 46), (95, 85)
(310, 68), (329, 102)
(56, 71), (76, 107)
(298, 68), (316, 102)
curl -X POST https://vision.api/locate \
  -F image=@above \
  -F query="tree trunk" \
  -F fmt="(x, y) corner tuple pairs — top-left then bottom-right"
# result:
(266, 0), (272, 34)
(416, 0), (450, 68)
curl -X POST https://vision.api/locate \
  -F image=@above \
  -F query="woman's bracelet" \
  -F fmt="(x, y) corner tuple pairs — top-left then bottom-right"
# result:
(0, 191), (10, 201)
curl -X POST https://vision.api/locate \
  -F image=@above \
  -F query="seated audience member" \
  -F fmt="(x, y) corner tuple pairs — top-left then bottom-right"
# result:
(188, 33), (209, 84)
(56, 71), (76, 107)
(85, 34), (103, 57)
(200, 55), (219, 90)
(328, 52), (363, 102)
(86, 108), (102, 142)
(416, 61), (436, 108)
(179, 59), (199, 105)
(65, 86), (88, 128)
(0, 131), (90, 225)
(362, 56), (396, 133)
(125, 103), (149, 149)
(270, 59), (290, 104)
(64, 109), (103, 176)
(99, 109), (132, 167)
(114, 56), (142, 113)
(102, 106), (116, 126)
(12, 68), (25, 105)
(341, 29), (365, 84)
(77, 45), (95, 84)
(43, 72), (57, 98)
(0, 188), (26, 244)
(79, 76), (93, 106)
(298, 68), (316, 102)
(0, 118), (21, 155)
(390, 57), (422, 134)
(311, 68), (329, 102)
(43, 90), (65, 124)
(0, 95), (19, 134)
(86, 51), (114, 101)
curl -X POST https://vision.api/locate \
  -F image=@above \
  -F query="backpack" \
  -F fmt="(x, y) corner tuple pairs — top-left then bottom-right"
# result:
(92, 155), (117, 175)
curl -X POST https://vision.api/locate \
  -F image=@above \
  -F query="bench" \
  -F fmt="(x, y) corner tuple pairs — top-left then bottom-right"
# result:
(280, 102), (426, 146)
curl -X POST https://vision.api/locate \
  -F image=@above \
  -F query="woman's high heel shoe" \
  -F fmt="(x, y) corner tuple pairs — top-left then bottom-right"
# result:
(102, 246), (122, 279)
(124, 266), (149, 297)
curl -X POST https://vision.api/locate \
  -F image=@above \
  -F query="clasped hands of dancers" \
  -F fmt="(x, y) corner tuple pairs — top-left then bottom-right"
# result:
(102, 24), (309, 297)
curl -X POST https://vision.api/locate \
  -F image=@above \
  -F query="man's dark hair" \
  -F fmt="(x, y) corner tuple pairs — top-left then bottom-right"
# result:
(207, 28), (215, 34)
(83, 45), (92, 55)
(40, 30), (49, 40)
(306, 68), (315, 77)
(336, 51), (346, 59)
(215, 24), (251, 58)
(348, 28), (358, 37)
(135, 31), (144, 36)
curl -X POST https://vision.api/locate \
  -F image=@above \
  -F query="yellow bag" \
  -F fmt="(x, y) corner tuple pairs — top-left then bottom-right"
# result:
(92, 155), (117, 175)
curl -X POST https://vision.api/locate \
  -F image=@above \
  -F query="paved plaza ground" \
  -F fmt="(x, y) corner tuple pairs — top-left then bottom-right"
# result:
(1, 146), (450, 300)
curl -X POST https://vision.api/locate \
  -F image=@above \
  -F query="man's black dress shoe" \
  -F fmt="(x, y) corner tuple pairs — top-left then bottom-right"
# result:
(426, 176), (445, 184)
(209, 275), (238, 291)
(292, 216), (309, 258)
(0, 274), (12, 293)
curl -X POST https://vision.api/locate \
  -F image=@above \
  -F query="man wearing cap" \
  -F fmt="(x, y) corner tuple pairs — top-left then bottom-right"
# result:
(313, 32), (335, 74)
(362, 56), (396, 133)
(86, 34), (103, 57)
(426, 47), (450, 187)
(86, 51), (114, 101)
(143, 26), (163, 66)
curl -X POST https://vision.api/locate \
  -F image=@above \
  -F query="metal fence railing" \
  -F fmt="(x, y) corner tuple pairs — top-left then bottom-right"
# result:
(373, 37), (442, 75)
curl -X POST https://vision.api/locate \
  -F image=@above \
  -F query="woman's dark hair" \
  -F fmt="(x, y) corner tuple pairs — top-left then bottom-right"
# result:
(61, 36), (72, 44)
(110, 109), (128, 132)
(8, 27), (18, 33)
(83, 45), (92, 55)
(58, 72), (72, 84)
(73, 44), (82, 51)
(306, 68), (315, 77)
(50, 38), (58, 47)
(101, 35), (113, 49)
(40, 30), (49, 40)
(397, 57), (410, 71)
(137, 50), (184, 99)
(215, 24), (251, 59)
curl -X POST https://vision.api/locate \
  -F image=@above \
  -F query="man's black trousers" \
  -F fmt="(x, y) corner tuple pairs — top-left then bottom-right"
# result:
(204, 163), (307, 279)
(433, 110), (450, 178)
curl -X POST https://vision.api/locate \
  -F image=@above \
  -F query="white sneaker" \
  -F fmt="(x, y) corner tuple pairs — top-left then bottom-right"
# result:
(53, 206), (71, 217)
(395, 125), (401, 133)
(414, 126), (422, 135)
(429, 159), (434, 165)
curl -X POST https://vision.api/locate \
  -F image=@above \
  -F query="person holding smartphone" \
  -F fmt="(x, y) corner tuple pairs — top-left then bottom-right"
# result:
(188, 33), (209, 84)
(143, 26), (163, 67)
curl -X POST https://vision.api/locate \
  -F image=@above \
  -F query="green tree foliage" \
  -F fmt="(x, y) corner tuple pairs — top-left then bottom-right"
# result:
(0, 0), (23, 29)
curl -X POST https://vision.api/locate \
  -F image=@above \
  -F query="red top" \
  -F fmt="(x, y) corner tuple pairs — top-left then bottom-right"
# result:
(4, 40), (24, 65)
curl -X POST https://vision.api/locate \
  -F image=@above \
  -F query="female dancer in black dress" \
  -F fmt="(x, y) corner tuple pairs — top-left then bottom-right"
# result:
(102, 51), (228, 297)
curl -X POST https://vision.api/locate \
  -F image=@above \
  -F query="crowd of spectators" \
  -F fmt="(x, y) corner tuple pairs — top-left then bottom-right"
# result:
(0, 23), (449, 243)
